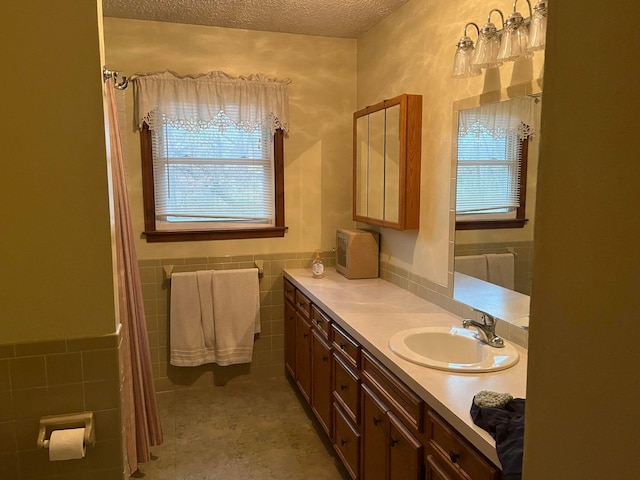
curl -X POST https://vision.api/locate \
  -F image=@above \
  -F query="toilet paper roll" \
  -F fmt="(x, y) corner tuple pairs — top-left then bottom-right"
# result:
(48, 428), (86, 461)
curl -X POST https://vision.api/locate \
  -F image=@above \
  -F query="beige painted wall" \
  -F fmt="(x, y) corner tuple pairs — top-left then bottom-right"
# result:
(103, 18), (356, 260)
(356, 0), (544, 287)
(524, 1), (640, 478)
(1, 1), (117, 343)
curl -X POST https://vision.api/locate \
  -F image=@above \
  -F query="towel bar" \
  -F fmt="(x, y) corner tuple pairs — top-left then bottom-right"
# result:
(164, 261), (264, 280)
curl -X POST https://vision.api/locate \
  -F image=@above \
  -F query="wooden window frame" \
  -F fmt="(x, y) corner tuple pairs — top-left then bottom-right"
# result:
(455, 137), (529, 231)
(140, 125), (286, 242)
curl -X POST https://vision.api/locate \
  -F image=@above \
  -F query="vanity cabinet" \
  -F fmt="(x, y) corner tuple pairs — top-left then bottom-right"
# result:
(353, 94), (422, 230)
(283, 279), (503, 480)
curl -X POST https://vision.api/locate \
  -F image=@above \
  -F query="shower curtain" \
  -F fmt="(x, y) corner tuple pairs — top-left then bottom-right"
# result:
(106, 79), (163, 474)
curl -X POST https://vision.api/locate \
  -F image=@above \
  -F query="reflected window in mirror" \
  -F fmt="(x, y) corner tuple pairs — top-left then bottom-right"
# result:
(456, 97), (537, 231)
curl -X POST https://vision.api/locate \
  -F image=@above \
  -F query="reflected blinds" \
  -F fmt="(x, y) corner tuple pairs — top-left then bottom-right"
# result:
(456, 97), (537, 219)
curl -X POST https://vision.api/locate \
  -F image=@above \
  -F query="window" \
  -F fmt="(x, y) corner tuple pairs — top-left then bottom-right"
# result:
(455, 97), (536, 230)
(135, 71), (290, 242)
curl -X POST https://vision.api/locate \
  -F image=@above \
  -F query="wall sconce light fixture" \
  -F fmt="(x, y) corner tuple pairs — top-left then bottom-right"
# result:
(451, 22), (481, 78)
(453, 0), (547, 78)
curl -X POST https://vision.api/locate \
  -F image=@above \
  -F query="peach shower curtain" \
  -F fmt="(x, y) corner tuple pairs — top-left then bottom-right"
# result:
(106, 79), (163, 473)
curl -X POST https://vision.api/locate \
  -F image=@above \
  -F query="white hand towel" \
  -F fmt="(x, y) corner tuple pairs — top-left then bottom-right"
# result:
(196, 270), (215, 349)
(211, 268), (260, 366)
(169, 272), (215, 367)
(455, 255), (488, 281)
(485, 253), (515, 290)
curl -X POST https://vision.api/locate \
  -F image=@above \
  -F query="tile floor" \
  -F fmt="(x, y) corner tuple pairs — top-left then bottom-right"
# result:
(133, 376), (351, 480)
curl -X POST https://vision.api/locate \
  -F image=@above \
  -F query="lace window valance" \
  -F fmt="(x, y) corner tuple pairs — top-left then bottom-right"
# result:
(458, 96), (537, 140)
(134, 70), (291, 135)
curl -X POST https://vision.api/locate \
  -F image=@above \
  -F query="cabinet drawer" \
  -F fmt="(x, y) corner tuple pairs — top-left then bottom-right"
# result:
(334, 402), (361, 480)
(284, 278), (296, 304)
(426, 411), (500, 480)
(311, 305), (332, 339)
(362, 350), (424, 433)
(333, 353), (361, 424)
(332, 324), (361, 369)
(295, 290), (311, 319)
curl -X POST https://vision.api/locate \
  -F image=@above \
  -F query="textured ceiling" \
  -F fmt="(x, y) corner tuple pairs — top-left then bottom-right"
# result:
(102, 0), (409, 38)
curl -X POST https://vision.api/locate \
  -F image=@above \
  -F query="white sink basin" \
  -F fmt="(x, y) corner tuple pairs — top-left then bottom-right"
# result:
(389, 326), (519, 372)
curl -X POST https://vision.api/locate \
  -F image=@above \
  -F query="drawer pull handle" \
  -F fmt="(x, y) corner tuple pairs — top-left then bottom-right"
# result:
(339, 343), (347, 350)
(390, 438), (398, 447)
(340, 439), (348, 446)
(322, 355), (329, 362)
(449, 451), (460, 464)
(303, 333), (309, 338)
(373, 417), (382, 426)
(339, 384), (348, 391)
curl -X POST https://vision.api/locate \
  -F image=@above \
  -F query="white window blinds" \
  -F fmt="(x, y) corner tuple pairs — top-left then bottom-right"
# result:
(151, 114), (274, 229)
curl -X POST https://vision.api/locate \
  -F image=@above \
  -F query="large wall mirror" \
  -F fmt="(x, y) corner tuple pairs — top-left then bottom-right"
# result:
(451, 81), (542, 327)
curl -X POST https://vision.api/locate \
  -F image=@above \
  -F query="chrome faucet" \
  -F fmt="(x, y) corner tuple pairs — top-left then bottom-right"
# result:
(462, 310), (505, 348)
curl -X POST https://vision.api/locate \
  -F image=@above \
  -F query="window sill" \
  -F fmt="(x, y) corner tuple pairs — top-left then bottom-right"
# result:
(143, 226), (287, 242)
(456, 219), (527, 231)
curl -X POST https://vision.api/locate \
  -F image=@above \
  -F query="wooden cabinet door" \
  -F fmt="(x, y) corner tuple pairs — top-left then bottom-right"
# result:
(284, 299), (296, 378)
(362, 384), (389, 480)
(311, 329), (333, 437)
(334, 402), (361, 480)
(295, 312), (312, 403)
(389, 413), (423, 480)
(426, 455), (457, 480)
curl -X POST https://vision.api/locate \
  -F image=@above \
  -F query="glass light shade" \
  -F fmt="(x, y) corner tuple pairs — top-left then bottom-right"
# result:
(472, 24), (503, 69)
(529, 0), (547, 51)
(452, 39), (481, 78)
(497, 13), (533, 62)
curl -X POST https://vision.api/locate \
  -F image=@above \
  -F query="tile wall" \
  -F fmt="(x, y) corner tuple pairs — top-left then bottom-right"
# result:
(139, 252), (336, 392)
(0, 335), (123, 480)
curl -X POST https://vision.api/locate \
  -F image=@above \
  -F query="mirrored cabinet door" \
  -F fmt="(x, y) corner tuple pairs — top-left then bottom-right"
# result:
(355, 115), (369, 218)
(368, 109), (385, 221)
(353, 94), (422, 230)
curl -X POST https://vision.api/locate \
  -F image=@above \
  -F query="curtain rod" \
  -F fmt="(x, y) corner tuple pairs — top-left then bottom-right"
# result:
(103, 66), (129, 90)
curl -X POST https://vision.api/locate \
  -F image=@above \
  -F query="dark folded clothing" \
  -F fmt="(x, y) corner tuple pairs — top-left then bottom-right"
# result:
(470, 396), (525, 480)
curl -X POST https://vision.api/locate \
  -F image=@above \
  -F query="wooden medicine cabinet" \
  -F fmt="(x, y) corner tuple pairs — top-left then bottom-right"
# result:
(353, 94), (422, 230)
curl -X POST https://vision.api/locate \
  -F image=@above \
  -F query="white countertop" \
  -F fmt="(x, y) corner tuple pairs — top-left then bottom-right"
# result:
(283, 268), (528, 468)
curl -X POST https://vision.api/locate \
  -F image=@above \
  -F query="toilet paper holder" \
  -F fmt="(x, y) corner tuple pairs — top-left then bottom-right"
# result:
(37, 412), (95, 449)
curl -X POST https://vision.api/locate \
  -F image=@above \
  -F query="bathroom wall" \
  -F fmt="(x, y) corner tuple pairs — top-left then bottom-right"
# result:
(103, 17), (357, 389)
(1, 2), (124, 478)
(356, 0), (544, 289)
(103, 17), (357, 260)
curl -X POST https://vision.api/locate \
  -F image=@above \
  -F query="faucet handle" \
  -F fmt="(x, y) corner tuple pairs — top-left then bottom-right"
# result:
(474, 309), (496, 326)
